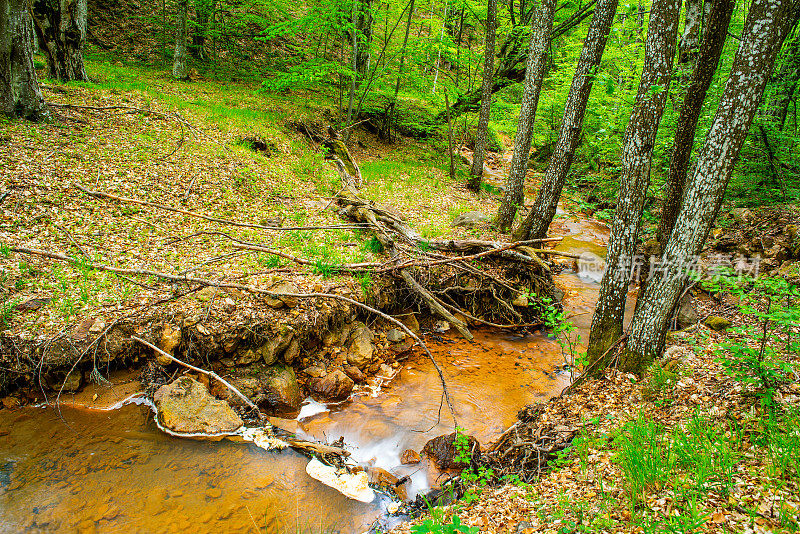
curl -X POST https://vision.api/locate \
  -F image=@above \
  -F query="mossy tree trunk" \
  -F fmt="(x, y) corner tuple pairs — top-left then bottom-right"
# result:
(495, 0), (556, 231)
(468, 0), (497, 192)
(31, 0), (88, 82)
(621, 0), (800, 373)
(656, 0), (735, 249)
(172, 0), (189, 80)
(512, 0), (619, 241)
(586, 0), (681, 369)
(1, 0), (49, 121)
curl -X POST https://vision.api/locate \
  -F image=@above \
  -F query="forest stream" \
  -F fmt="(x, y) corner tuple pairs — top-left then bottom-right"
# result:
(0, 213), (635, 534)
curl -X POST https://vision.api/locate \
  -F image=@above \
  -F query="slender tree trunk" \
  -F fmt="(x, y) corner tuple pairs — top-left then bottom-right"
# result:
(345, 0), (359, 130)
(191, 0), (217, 60)
(442, 0), (597, 120)
(586, 0), (681, 368)
(173, 0), (189, 80)
(454, 7), (464, 87)
(1, 0), (49, 121)
(495, 0), (556, 230)
(678, 0), (701, 64)
(512, 0), (619, 241)
(31, 0), (88, 82)
(620, 0), (800, 373)
(355, 0), (373, 74)
(432, 0), (447, 93)
(468, 0), (498, 191)
(384, 0), (415, 141)
(445, 92), (456, 180)
(656, 0), (735, 248)
(767, 27), (800, 130)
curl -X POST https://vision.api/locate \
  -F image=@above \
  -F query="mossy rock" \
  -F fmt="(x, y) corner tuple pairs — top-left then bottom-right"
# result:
(703, 316), (732, 331)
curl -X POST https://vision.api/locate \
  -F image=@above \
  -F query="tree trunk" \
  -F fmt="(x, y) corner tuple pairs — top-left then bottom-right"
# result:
(1, 0), (49, 121)
(345, 0), (359, 131)
(767, 27), (800, 130)
(191, 0), (217, 60)
(355, 0), (373, 74)
(173, 0), (189, 80)
(620, 0), (800, 373)
(656, 0), (735, 249)
(586, 0), (681, 368)
(31, 0), (88, 82)
(495, 0), (556, 230)
(468, 0), (498, 191)
(441, 1), (596, 120)
(678, 0), (701, 64)
(384, 0), (415, 141)
(512, 0), (619, 241)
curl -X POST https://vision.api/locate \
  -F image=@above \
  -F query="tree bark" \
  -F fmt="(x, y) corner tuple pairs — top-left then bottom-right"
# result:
(512, 0), (619, 241)
(469, 0), (498, 191)
(1, 0), (49, 121)
(678, 0), (701, 64)
(586, 0), (681, 368)
(495, 0), (556, 230)
(31, 0), (88, 82)
(656, 0), (735, 248)
(766, 26), (800, 130)
(355, 0), (373, 74)
(620, 0), (800, 373)
(384, 0), (415, 141)
(441, 1), (597, 120)
(173, 0), (189, 80)
(191, 0), (217, 60)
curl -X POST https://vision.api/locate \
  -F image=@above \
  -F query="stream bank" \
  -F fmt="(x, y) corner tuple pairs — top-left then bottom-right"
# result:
(0, 208), (618, 532)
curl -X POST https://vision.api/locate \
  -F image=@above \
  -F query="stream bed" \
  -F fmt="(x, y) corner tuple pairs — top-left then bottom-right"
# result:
(0, 216), (626, 533)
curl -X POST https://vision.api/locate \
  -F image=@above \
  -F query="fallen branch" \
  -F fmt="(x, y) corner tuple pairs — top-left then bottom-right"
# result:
(74, 183), (370, 232)
(132, 336), (261, 415)
(560, 334), (628, 397)
(49, 102), (198, 136)
(12, 246), (457, 423)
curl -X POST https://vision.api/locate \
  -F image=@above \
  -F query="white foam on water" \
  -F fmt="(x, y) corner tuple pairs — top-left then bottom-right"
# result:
(297, 398), (329, 420)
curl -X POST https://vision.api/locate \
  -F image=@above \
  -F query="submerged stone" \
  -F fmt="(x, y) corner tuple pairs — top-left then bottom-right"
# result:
(308, 369), (354, 401)
(260, 364), (302, 416)
(153, 377), (243, 434)
(422, 432), (480, 470)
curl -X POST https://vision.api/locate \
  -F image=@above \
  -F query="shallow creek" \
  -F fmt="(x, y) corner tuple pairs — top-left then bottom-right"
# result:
(0, 215), (633, 533)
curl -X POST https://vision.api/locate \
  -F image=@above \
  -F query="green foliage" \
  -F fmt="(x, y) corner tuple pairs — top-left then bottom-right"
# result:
(642, 361), (679, 405)
(410, 511), (478, 534)
(614, 415), (675, 510)
(357, 272), (372, 298)
(703, 273), (799, 404)
(534, 295), (584, 373)
(0, 297), (20, 329)
(362, 236), (385, 254)
(453, 427), (494, 506)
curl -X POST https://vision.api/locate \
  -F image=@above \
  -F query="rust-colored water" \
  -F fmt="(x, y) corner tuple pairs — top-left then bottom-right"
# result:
(0, 208), (628, 533)
(0, 403), (380, 533)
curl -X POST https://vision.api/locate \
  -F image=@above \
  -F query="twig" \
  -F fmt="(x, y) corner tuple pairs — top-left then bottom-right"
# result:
(52, 222), (89, 257)
(371, 240), (577, 273)
(12, 246), (457, 423)
(74, 183), (370, 232)
(560, 334), (628, 397)
(48, 102), (199, 137)
(133, 336), (261, 415)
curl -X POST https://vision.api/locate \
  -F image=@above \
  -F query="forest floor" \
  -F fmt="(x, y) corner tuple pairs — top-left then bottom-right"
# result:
(3, 61), (800, 534)
(1, 60), (515, 400)
(391, 312), (800, 533)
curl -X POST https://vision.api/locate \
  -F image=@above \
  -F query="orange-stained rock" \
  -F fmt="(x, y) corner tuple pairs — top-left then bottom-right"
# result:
(400, 449), (421, 465)
(308, 369), (354, 401)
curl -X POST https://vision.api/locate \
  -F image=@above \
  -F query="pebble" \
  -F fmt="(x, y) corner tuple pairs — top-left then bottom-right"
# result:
(206, 487), (222, 499)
